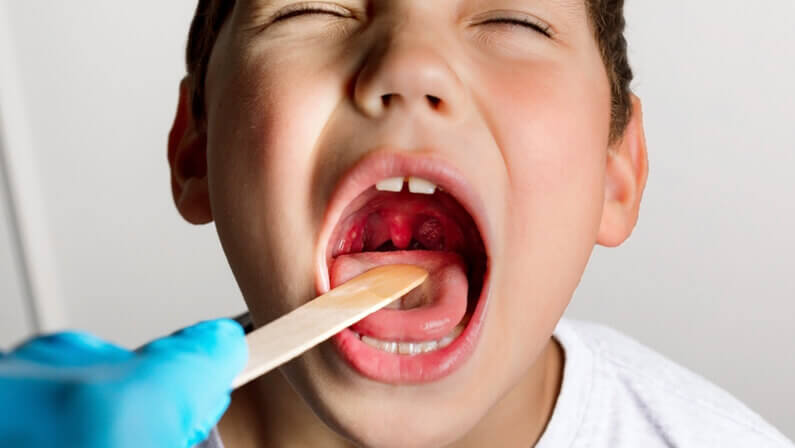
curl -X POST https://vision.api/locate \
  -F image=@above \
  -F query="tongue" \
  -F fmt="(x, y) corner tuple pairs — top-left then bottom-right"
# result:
(330, 251), (468, 341)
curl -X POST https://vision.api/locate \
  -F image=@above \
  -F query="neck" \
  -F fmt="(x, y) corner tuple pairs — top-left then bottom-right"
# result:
(219, 370), (352, 448)
(219, 337), (563, 447)
(450, 337), (563, 447)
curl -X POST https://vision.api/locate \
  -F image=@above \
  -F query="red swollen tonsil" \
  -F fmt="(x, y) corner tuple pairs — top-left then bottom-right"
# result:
(338, 218), (367, 256)
(417, 216), (444, 250)
(351, 227), (365, 252)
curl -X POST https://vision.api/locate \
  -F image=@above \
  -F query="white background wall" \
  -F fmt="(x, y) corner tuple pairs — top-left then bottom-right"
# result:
(0, 158), (31, 344)
(0, 1), (245, 348)
(0, 0), (792, 440)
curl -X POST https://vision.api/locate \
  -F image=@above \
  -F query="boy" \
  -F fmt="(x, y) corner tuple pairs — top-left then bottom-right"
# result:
(1, 0), (792, 447)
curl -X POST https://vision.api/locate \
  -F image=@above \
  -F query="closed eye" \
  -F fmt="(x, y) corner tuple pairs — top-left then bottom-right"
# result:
(479, 17), (553, 38)
(272, 2), (352, 22)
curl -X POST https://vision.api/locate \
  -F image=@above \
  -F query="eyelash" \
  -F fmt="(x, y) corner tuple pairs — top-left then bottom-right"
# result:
(480, 17), (553, 38)
(272, 4), (351, 22)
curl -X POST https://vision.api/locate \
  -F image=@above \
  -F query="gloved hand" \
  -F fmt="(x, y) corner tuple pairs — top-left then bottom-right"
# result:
(0, 318), (247, 448)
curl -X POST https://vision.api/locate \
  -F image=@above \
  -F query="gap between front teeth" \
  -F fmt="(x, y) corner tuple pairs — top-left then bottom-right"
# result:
(375, 177), (404, 192)
(354, 323), (464, 355)
(374, 177), (437, 194)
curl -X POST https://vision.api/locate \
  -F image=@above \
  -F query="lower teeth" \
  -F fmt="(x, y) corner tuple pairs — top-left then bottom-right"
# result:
(357, 324), (465, 355)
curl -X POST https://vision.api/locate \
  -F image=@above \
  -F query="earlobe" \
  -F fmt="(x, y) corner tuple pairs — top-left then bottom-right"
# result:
(596, 94), (649, 247)
(168, 77), (212, 225)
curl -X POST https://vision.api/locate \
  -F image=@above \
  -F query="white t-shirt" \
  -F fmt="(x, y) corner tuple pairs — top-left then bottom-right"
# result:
(536, 317), (793, 447)
(201, 318), (793, 447)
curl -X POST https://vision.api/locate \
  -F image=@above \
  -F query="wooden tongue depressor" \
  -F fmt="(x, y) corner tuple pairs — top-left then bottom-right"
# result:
(232, 264), (428, 389)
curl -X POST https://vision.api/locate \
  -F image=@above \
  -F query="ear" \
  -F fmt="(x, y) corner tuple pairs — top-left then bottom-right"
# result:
(167, 77), (212, 224)
(596, 94), (649, 247)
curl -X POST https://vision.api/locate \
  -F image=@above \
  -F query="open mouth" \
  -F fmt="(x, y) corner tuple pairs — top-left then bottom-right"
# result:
(319, 153), (491, 383)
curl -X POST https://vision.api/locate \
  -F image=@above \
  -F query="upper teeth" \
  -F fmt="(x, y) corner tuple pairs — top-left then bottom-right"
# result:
(409, 177), (437, 194)
(375, 177), (437, 195)
(375, 177), (404, 192)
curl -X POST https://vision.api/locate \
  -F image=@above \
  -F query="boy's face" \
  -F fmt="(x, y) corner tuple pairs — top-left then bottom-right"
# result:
(170, 0), (646, 446)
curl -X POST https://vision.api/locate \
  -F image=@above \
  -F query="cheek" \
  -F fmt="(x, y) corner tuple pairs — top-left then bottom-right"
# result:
(209, 39), (345, 218)
(475, 59), (610, 331)
(226, 54), (341, 192)
(204, 38), (345, 316)
(484, 59), (610, 235)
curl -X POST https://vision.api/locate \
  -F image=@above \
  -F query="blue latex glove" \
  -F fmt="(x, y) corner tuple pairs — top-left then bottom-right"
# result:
(0, 318), (247, 448)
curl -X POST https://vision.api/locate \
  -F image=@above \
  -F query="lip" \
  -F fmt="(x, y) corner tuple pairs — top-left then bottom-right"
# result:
(314, 149), (493, 384)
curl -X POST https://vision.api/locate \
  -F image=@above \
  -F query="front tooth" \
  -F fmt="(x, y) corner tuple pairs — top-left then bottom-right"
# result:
(398, 342), (413, 355)
(408, 177), (437, 195)
(398, 341), (424, 355)
(376, 177), (405, 192)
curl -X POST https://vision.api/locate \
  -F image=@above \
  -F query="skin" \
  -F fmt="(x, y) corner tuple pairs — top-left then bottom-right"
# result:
(167, 0), (648, 446)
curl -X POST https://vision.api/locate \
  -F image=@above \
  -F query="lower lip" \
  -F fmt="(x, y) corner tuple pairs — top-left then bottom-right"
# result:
(331, 269), (490, 384)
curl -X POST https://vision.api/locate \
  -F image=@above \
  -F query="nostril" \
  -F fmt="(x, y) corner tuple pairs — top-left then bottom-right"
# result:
(426, 95), (441, 109)
(377, 93), (444, 112)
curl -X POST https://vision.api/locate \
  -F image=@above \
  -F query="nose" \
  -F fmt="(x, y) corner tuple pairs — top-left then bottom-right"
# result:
(353, 34), (463, 119)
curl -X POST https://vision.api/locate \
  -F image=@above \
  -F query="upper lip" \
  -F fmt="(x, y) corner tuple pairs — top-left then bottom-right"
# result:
(314, 149), (492, 294)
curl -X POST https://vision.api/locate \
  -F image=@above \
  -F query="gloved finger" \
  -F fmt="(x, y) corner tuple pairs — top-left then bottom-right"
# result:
(1, 331), (133, 447)
(8, 331), (132, 366)
(134, 318), (248, 446)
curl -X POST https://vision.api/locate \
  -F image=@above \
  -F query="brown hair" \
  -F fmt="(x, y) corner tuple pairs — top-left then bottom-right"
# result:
(186, 0), (633, 142)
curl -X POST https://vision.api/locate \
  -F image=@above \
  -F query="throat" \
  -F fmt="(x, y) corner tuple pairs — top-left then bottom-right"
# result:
(220, 372), (354, 448)
(452, 337), (565, 448)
